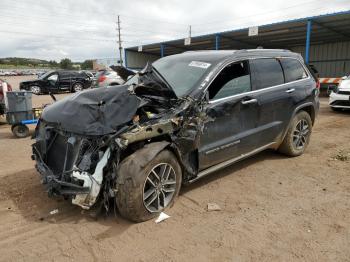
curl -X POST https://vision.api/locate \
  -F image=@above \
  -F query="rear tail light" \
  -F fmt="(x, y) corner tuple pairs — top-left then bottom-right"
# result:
(98, 75), (107, 83)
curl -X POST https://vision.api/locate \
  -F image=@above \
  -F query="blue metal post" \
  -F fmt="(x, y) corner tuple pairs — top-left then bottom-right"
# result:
(160, 44), (165, 57)
(124, 49), (128, 68)
(305, 19), (312, 64)
(215, 34), (220, 50)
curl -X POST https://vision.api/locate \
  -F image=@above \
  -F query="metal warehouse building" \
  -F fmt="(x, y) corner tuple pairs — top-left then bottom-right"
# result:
(124, 11), (350, 79)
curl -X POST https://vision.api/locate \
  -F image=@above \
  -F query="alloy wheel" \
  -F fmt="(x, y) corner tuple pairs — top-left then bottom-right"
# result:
(143, 163), (177, 213)
(31, 86), (40, 95)
(74, 83), (83, 92)
(293, 119), (309, 150)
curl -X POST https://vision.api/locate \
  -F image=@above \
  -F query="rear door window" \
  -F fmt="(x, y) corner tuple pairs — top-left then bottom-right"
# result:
(250, 58), (284, 90)
(280, 58), (308, 82)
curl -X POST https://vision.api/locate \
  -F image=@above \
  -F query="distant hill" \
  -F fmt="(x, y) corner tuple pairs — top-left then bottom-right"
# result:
(0, 57), (53, 67)
(0, 57), (93, 70)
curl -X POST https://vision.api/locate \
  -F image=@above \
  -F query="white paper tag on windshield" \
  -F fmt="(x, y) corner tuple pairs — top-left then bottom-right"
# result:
(189, 61), (211, 69)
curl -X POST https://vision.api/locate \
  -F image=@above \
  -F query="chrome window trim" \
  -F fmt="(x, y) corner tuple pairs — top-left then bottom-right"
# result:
(205, 56), (312, 105)
(209, 77), (310, 104)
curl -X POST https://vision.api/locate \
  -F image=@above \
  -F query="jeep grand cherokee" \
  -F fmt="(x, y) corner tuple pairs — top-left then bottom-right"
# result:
(32, 49), (319, 222)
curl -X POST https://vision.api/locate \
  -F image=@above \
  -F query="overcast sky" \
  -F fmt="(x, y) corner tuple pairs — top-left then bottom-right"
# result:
(0, 0), (349, 61)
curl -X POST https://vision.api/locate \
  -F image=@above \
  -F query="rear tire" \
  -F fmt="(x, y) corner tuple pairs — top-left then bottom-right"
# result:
(116, 150), (182, 222)
(278, 111), (312, 157)
(12, 124), (29, 138)
(72, 83), (83, 92)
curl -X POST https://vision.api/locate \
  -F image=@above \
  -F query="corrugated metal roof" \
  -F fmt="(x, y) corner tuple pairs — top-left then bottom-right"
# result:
(126, 10), (350, 56)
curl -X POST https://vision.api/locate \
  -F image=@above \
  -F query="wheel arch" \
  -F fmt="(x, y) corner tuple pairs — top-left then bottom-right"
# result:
(117, 140), (194, 185)
(277, 102), (316, 148)
(297, 104), (316, 125)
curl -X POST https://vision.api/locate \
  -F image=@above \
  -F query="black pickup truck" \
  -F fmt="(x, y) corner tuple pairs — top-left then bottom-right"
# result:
(20, 70), (93, 95)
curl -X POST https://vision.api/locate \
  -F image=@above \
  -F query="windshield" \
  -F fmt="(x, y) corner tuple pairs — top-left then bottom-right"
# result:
(152, 55), (212, 97)
(125, 74), (139, 85)
(39, 71), (53, 79)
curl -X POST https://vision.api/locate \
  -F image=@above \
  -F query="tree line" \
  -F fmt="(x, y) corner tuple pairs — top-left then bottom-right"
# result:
(0, 57), (93, 70)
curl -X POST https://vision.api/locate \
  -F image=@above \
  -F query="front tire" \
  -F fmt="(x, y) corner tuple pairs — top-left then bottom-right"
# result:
(116, 150), (182, 222)
(278, 111), (312, 156)
(30, 85), (41, 95)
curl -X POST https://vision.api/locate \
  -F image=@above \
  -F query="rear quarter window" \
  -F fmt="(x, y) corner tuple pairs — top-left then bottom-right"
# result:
(250, 58), (284, 90)
(280, 58), (308, 83)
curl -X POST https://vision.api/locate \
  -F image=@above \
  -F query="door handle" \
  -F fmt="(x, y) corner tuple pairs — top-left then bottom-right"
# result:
(286, 88), (295, 93)
(241, 98), (258, 105)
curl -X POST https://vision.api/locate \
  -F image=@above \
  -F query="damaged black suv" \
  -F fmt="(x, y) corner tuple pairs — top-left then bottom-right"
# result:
(32, 50), (319, 222)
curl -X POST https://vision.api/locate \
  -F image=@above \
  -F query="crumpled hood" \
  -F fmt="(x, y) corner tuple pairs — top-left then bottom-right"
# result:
(41, 85), (140, 136)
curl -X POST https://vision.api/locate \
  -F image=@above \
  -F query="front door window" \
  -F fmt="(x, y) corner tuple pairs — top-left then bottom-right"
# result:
(208, 61), (251, 100)
(47, 74), (58, 87)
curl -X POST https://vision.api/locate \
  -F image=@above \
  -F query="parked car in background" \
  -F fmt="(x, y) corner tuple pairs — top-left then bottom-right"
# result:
(32, 49), (319, 222)
(93, 66), (136, 88)
(95, 70), (124, 88)
(19, 70), (92, 94)
(0, 79), (12, 115)
(329, 75), (350, 111)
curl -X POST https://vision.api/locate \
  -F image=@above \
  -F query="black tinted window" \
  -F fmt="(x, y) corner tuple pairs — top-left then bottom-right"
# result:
(59, 72), (71, 77)
(250, 58), (284, 90)
(208, 61), (251, 100)
(280, 58), (308, 82)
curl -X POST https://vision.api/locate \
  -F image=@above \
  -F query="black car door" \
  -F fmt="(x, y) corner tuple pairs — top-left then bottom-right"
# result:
(249, 58), (293, 148)
(58, 72), (72, 91)
(46, 72), (59, 92)
(198, 60), (260, 170)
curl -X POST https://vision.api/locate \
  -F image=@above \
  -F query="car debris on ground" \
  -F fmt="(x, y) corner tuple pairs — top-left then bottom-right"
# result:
(207, 203), (221, 211)
(155, 212), (170, 223)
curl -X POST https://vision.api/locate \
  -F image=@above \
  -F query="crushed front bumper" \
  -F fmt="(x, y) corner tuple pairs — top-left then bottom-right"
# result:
(329, 92), (350, 109)
(32, 128), (111, 209)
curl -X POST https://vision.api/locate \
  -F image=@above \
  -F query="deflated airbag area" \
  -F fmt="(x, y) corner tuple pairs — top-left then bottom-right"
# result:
(41, 85), (140, 136)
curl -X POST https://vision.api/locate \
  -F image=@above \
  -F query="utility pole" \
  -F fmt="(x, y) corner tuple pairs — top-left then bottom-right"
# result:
(117, 15), (123, 65)
(189, 25), (192, 38)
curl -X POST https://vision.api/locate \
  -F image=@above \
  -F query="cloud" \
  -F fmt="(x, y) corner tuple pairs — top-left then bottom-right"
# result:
(0, 0), (349, 61)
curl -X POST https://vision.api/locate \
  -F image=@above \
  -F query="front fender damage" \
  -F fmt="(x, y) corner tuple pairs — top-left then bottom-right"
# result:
(72, 148), (111, 209)
(32, 75), (211, 215)
(116, 141), (170, 187)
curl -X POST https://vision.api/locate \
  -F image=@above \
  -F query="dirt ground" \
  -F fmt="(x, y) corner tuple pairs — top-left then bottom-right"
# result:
(0, 77), (349, 261)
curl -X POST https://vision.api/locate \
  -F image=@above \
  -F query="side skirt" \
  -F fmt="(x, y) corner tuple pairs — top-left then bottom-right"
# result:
(188, 142), (276, 184)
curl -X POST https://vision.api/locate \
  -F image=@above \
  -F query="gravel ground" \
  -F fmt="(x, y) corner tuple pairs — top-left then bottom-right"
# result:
(0, 76), (349, 261)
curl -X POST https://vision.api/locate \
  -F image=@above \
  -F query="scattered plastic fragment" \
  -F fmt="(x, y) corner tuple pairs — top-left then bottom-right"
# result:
(155, 212), (170, 223)
(207, 203), (221, 211)
(49, 209), (59, 215)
